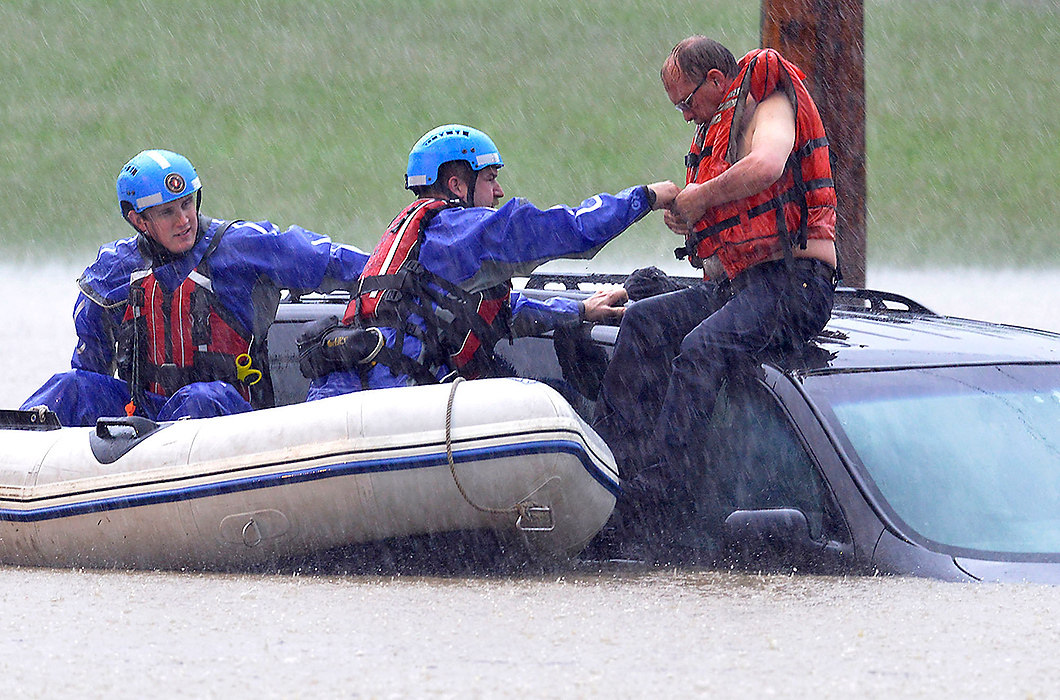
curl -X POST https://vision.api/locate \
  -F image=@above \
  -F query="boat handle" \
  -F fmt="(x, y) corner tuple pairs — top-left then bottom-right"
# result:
(516, 505), (555, 532)
(242, 519), (263, 547)
(95, 415), (159, 440)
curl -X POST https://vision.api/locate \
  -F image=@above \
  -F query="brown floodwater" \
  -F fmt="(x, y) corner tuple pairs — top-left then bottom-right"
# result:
(3, 265), (1060, 697)
(2, 566), (1060, 697)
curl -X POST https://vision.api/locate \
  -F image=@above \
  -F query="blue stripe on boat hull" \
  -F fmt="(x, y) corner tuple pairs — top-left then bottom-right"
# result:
(0, 438), (620, 523)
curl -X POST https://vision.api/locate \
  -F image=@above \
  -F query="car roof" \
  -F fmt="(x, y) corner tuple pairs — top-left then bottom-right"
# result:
(298, 273), (1060, 374)
(796, 288), (1060, 373)
(519, 275), (1060, 373)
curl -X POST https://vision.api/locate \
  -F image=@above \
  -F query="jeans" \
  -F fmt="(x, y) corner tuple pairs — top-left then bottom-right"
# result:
(593, 258), (836, 546)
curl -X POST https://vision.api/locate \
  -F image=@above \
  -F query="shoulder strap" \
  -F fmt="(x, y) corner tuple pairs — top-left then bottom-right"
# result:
(196, 218), (237, 275)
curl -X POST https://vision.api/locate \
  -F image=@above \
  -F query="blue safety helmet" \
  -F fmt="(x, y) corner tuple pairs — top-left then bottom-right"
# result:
(405, 124), (503, 190)
(116, 149), (202, 216)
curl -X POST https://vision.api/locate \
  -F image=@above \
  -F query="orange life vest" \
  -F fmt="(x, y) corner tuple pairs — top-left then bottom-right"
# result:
(343, 198), (512, 382)
(678, 48), (837, 279)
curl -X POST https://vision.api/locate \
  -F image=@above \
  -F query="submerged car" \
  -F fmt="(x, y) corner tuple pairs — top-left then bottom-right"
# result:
(268, 271), (1060, 583)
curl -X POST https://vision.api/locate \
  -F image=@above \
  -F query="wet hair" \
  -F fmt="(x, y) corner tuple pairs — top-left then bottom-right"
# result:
(410, 160), (475, 199)
(664, 35), (738, 84)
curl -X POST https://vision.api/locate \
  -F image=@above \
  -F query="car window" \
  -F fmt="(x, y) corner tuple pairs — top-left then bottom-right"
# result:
(699, 377), (840, 542)
(806, 364), (1060, 555)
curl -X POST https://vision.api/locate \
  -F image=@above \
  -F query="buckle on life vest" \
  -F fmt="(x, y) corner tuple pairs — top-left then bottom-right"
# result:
(381, 288), (403, 303)
(401, 259), (426, 277)
(673, 245), (706, 270)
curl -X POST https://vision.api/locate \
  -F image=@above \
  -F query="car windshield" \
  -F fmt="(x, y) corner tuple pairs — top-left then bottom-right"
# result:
(804, 364), (1060, 555)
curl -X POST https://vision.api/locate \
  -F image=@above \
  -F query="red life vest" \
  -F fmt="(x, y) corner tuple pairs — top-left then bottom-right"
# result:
(680, 48), (837, 279)
(119, 224), (254, 399)
(343, 198), (512, 381)
(349, 198), (453, 320)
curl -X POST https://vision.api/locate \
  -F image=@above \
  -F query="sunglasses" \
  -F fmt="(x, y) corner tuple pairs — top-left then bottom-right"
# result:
(675, 72), (710, 113)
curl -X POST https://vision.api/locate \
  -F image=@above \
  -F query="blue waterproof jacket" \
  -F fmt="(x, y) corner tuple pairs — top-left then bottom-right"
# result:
(24, 215), (368, 425)
(307, 186), (653, 398)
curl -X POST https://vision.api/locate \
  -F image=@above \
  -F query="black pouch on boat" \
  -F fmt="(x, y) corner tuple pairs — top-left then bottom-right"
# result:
(297, 316), (343, 379)
(297, 316), (385, 379)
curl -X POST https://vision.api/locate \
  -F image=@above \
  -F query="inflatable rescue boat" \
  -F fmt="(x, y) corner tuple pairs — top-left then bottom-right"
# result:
(0, 377), (618, 570)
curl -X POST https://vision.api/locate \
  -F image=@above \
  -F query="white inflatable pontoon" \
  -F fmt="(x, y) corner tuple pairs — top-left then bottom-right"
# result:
(0, 378), (618, 570)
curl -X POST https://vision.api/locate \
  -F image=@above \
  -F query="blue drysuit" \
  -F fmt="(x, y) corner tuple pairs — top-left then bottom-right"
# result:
(307, 186), (654, 398)
(23, 215), (368, 425)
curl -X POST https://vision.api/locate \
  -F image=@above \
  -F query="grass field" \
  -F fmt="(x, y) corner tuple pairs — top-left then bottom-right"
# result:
(2, 0), (1058, 270)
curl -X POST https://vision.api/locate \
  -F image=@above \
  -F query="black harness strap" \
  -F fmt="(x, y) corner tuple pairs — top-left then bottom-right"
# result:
(351, 259), (513, 384)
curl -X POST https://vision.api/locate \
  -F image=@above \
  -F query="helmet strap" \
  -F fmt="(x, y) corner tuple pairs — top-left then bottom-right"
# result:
(440, 172), (475, 207)
(464, 171), (477, 208)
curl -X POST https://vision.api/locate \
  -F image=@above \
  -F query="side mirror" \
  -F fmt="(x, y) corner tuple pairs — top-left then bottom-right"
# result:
(723, 508), (852, 573)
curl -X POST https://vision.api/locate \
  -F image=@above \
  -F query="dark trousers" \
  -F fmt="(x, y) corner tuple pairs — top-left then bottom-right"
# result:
(593, 258), (836, 543)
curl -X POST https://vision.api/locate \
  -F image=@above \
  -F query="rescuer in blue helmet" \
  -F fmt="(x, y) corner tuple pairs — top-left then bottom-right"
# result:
(404, 124), (504, 207)
(22, 149), (369, 426)
(301, 124), (680, 398)
(117, 149), (202, 217)
(115, 149), (204, 256)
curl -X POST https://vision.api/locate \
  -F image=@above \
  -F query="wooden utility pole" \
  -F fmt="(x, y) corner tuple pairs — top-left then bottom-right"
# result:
(761, 0), (866, 286)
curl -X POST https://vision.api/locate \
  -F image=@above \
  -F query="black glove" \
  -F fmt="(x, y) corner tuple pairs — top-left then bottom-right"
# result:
(622, 266), (686, 301)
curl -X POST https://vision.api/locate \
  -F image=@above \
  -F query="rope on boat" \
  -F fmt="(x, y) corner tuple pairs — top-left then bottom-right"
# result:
(445, 376), (529, 519)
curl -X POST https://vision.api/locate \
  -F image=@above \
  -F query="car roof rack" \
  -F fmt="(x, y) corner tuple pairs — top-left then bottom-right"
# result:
(282, 274), (936, 318)
(523, 272), (634, 290)
(525, 272), (936, 316)
(833, 288), (936, 315)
